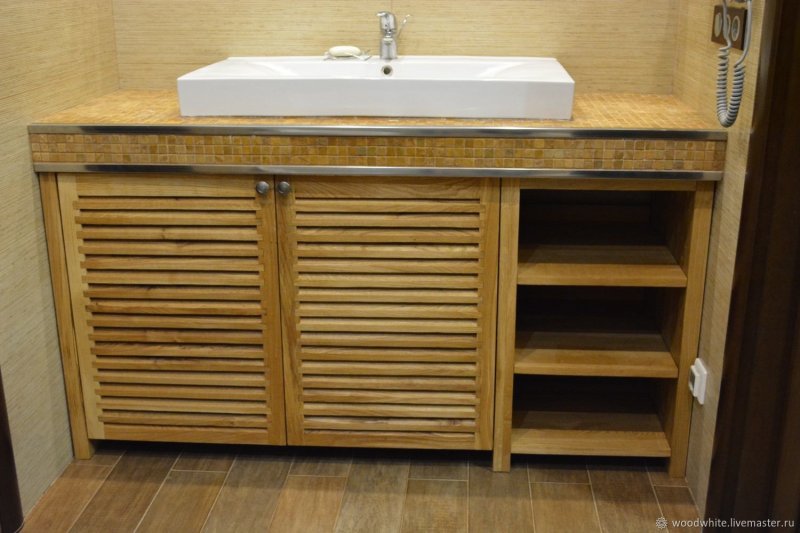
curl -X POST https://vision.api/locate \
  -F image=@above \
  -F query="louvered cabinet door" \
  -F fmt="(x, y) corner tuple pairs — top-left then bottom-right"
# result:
(277, 177), (499, 450)
(57, 174), (285, 445)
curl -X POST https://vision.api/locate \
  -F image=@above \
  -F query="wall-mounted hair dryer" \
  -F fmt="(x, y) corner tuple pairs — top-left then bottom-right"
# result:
(716, 0), (754, 128)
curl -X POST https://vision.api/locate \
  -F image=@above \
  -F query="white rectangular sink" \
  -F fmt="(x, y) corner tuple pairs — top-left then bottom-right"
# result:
(178, 56), (575, 120)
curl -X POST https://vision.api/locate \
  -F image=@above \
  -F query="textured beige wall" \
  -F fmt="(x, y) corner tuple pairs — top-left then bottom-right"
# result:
(673, 0), (764, 515)
(0, 1), (118, 514)
(112, 0), (678, 94)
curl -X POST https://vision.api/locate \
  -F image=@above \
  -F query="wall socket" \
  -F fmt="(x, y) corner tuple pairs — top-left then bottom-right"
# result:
(689, 359), (709, 405)
(711, 4), (747, 50)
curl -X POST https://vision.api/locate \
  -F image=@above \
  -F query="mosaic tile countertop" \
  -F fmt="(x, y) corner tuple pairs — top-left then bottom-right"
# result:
(29, 91), (726, 172)
(32, 90), (722, 132)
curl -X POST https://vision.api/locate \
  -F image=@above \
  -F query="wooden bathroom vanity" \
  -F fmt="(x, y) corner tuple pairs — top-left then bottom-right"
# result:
(30, 91), (725, 477)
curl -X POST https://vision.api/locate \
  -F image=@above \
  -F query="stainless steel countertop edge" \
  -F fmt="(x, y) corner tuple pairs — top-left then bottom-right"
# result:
(27, 123), (728, 141)
(32, 163), (723, 181)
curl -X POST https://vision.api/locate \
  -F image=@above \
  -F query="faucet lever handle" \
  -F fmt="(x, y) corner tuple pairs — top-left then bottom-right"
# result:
(396, 14), (412, 38)
(376, 11), (397, 33)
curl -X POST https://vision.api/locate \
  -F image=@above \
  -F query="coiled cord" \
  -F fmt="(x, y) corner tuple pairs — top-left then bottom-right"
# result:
(717, 0), (753, 128)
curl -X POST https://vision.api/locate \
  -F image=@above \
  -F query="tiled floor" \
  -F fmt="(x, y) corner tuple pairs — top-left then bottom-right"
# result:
(22, 443), (700, 532)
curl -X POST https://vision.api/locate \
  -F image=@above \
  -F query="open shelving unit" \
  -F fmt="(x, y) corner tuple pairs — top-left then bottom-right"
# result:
(493, 179), (714, 478)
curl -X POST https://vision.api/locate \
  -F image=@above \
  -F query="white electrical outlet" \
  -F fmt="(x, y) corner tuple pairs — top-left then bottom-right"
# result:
(689, 359), (709, 405)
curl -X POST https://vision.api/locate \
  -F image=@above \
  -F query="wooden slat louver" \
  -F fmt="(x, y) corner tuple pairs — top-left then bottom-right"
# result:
(277, 177), (499, 449)
(58, 174), (284, 445)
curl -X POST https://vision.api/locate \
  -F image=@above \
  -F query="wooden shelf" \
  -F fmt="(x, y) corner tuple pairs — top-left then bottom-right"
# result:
(510, 384), (671, 458)
(517, 244), (687, 287)
(511, 409), (671, 458)
(514, 331), (678, 378)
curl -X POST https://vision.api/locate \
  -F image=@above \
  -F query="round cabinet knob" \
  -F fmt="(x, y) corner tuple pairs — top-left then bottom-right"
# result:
(255, 181), (270, 195)
(277, 181), (292, 195)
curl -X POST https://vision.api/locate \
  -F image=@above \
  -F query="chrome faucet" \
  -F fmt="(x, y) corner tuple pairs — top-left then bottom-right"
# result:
(377, 11), (410, 60)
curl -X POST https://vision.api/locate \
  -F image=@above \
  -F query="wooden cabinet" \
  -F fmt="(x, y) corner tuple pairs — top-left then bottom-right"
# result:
(276, 177), (499, 450)
(54, 174), (285, 445)
(42, 170), (712, 471)
(44, 173), (500, 452)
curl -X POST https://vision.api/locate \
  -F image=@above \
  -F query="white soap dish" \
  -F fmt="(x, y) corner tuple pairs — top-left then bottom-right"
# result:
(324, 45), (371, 61)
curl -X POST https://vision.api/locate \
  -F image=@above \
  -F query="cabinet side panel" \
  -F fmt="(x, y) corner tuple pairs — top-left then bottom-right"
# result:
(493, 179), (520, 471)
(57, 174), (105, 439)
(666, 182), (715, 477)
(40, 174), (94, 457)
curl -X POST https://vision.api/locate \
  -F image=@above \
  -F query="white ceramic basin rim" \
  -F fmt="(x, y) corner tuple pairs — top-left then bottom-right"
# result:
(178, 56), (575, 119)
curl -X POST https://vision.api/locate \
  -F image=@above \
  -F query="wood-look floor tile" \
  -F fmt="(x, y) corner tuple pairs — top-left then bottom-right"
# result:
(401, 479), (468, 532)
(137, 470), (227, 533)
(73, 446), (126, 467)
(408, 455), (468, 481)
(531, 483), (600, 533)
(173, 449), (235, 472)
(334, 458), (410, 533)
(70, 450), (177, 533)
(589, 462), (662, 533)
(646, 460), (688, 487)
(528, 457), (589, 484)
(468, 462), (533, 533)
(654, 486), (700, 532)
(22, 464), (111, 533)
(29, 448), (706, 533)
(203, 454), (292, 533)
(289, 452), (352, 477)
(268, 475), (347, 533)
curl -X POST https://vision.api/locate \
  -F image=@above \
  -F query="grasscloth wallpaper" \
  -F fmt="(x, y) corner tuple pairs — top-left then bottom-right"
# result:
(111, 0), (677, 94)
(0, 0), (118, 512)
(673, 0), (764, 515)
